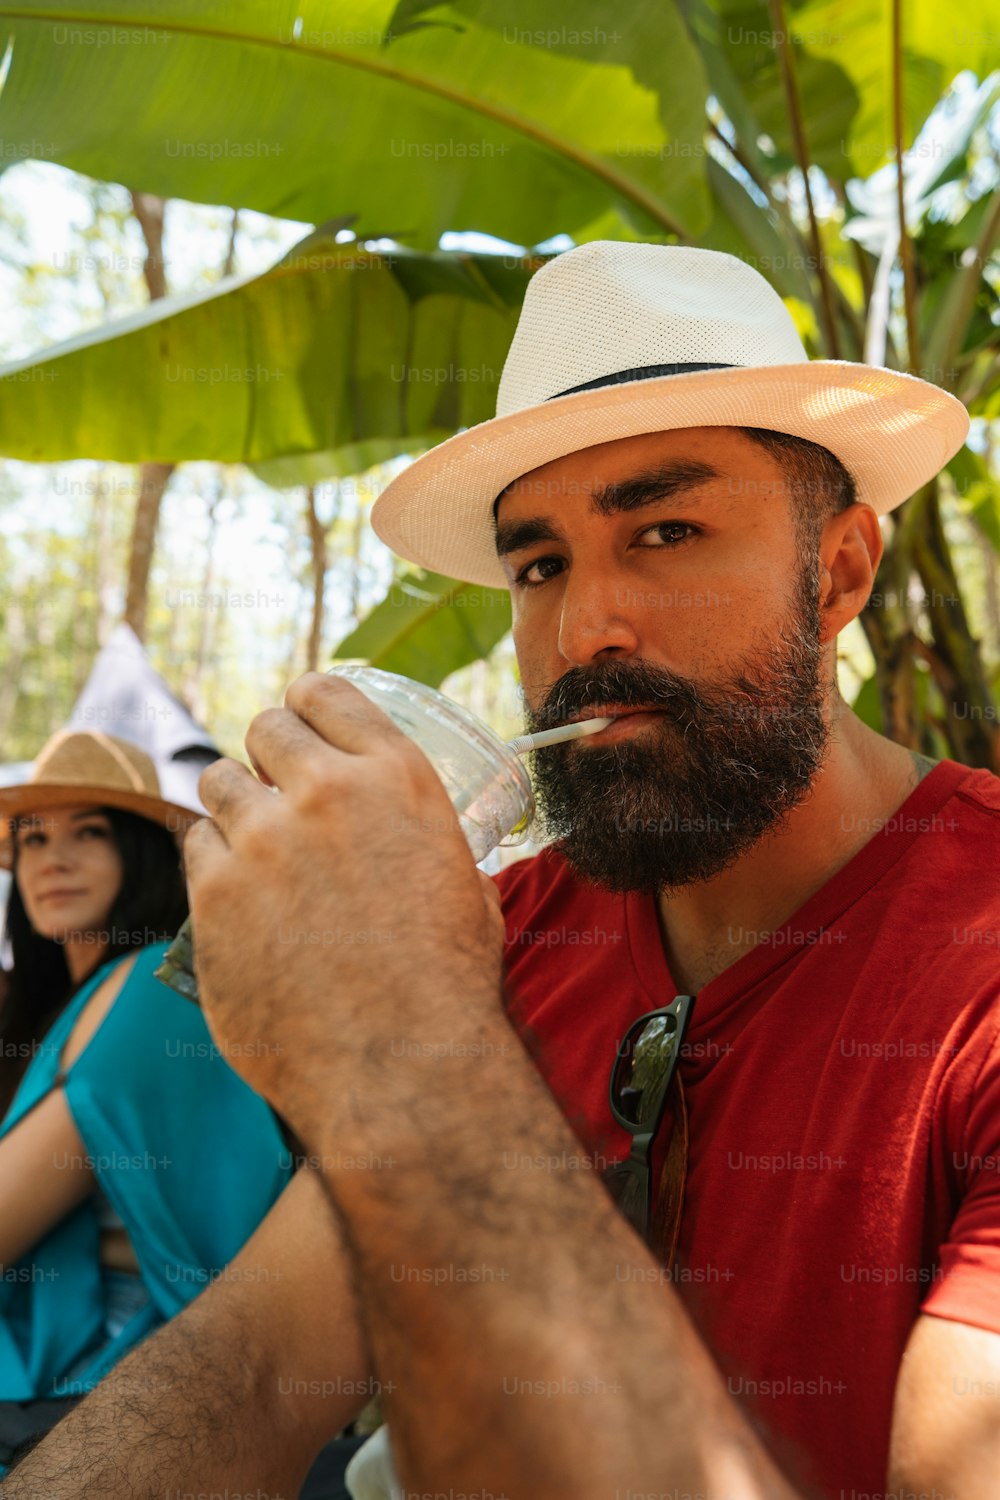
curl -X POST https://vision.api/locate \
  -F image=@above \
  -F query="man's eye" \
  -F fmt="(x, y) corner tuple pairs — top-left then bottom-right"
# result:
(78, 825), (109, 839)
(514, 554), (565, 589)
(635, 522), (699, 548)
(21, 831), (45, 848)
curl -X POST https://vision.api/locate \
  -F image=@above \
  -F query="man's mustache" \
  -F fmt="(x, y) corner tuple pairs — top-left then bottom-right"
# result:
(529, 661), (709, 733)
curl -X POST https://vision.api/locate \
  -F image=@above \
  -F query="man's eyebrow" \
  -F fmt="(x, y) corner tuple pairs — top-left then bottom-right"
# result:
(493, 460), (724, 558)
(591, 460), (723, 517)
(495, 515), (569, 559)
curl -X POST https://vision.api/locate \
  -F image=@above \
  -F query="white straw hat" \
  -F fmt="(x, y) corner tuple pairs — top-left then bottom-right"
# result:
(371, 241), (970, 588)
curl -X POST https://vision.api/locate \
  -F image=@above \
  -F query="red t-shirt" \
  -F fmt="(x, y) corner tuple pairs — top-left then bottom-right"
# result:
(494, 759), (1000, 1499)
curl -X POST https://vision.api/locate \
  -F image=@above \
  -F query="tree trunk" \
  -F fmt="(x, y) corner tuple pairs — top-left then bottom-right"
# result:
(123, 191), (174, 642)
(124, 460), (174, 641)
(92, 465), (114, 649)
(0, 601), (27, 751)
(223, 209), (240, 277)
(185, 483), (223, 719)
(304, 485), (329, 672)
(129, 191), (169, 299)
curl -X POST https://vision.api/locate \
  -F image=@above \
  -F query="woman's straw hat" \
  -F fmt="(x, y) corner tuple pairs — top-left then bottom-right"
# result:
(0, 729), (201, 869)
(370, 241), (970, 587)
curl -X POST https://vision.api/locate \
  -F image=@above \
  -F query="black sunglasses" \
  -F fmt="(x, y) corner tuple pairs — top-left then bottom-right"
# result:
(603, 994), (696, 1244)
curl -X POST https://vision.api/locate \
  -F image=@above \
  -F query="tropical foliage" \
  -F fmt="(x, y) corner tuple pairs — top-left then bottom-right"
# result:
(0, 0), (998, 763)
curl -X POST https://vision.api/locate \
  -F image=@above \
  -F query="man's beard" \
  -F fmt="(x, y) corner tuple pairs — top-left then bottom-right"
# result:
(522, 560), (830, 895)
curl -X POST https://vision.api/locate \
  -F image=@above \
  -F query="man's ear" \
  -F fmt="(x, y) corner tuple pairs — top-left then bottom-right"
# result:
(817, 504), (884, 644)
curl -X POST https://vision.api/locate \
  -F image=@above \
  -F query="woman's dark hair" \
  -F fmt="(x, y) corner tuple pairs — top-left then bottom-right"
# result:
(0, 806), (188, 1119)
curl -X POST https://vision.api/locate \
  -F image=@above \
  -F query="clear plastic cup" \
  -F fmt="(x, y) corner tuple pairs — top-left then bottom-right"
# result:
(155, 667), (533, 1005)
(327, 665), (534, 863)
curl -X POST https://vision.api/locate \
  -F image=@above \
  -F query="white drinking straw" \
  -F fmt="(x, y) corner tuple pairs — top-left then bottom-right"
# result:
(507, 717), (614, 755)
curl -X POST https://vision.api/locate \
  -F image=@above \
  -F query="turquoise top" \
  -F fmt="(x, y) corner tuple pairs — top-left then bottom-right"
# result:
(0, 943), (292, 1405)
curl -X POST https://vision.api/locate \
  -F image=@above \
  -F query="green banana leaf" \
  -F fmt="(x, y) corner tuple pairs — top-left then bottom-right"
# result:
(699, 157), (816, 304)
(331, 569), (511, 685)
(850, 660), (940, 747)
(696, 0), (999, 180)
(697, 0), (860, 179)
(947, 447), (1000, 555)
(791, 0), (1000, 171)
(850, 670), (883, 732)
(0, 0), (710, 243)
(0, 230), (535, 470)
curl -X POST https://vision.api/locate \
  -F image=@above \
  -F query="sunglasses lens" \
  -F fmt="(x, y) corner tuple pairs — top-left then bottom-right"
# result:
(604, 1163), (648, 1239)
(611, 1013), (678, 1127)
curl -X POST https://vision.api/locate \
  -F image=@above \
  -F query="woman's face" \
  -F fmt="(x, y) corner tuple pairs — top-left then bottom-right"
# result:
(14, 804), (124, 944)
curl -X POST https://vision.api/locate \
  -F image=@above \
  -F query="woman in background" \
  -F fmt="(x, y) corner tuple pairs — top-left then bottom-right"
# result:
(0, 729), (291, 1469)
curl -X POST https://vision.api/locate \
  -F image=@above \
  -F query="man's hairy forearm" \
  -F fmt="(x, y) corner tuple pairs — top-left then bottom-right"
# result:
(317, 1005), (806, 1500)
(1, 1306), (296, 1497)
(1, 1170), (371, 1497)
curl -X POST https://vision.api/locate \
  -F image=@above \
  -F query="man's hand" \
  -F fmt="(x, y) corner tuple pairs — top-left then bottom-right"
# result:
(184, 672), (505, 1142)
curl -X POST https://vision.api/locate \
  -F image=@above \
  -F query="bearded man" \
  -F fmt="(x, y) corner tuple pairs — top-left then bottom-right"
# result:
(4, 243), (998, 1500)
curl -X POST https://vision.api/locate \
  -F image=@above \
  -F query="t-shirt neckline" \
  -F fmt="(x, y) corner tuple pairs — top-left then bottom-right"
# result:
(624, 759), (976, 1022)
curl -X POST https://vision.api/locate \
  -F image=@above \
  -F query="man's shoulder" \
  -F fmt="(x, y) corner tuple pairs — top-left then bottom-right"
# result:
(492, 844), (570, 905)
(927, 762), (1000, 864)
(492, 845), (613, 921)
(892, 761), (1000, 855)
(948, 763), (1000, 819)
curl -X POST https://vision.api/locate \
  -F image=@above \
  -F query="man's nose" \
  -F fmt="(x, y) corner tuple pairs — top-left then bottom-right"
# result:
(556, 571), (641, 666)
